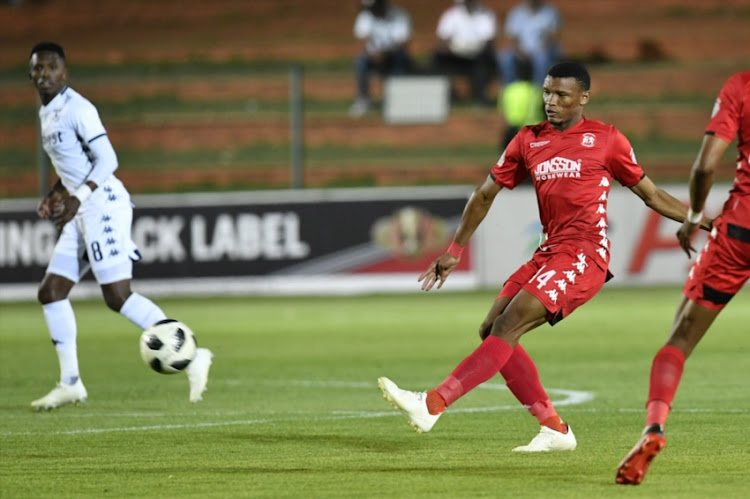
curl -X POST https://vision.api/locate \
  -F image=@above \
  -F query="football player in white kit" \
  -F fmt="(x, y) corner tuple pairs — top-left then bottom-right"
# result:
(28, 42), (214, 409)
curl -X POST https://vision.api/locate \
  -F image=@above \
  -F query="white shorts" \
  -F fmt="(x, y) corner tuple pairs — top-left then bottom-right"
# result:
(46, 177), (141, 285)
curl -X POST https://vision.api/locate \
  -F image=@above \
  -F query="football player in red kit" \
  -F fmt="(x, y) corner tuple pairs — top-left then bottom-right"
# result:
(616, 70), (750, 484)
(377, 61), (711, 453)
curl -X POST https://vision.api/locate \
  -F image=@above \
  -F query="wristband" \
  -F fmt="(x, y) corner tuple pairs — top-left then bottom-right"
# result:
(447, 240), (464, 258)
(686, 208), (703, 224)
(72, 183), (93, 204)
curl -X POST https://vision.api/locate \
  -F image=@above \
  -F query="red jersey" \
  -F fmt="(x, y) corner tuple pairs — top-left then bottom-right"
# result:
(705, 70), (750, 226)
(491, 118), (645, 269)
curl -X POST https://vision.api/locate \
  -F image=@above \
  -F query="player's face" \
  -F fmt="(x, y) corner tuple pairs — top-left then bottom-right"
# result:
(543, 76), (590, 131)
(29, 51), (68, 105)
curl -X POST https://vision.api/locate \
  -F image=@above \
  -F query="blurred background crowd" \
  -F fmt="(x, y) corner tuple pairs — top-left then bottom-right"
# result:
(1, 0), (748, 198)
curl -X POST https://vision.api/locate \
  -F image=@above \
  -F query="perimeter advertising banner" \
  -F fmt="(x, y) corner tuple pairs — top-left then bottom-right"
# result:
(0, 186), (477, 300)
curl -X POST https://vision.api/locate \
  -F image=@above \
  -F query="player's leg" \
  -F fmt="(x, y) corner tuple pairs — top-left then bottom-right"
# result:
(101, 279), (166, 330)
(647, 297), (719, 427)
(616, 298), (718, 484)
(100, 278), (212, 402)
(616, 296), (719, 485)
(480, 290), (568, 435)
(617, 224), (744, 484)
(88, 179), (213, 401)
(379, 290), (547, 433)
(485, 283), (574, 450)
(32, 221), (88, 410)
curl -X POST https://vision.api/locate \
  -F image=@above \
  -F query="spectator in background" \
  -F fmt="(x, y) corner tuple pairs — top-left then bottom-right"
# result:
(431, 0), (497, 107)
(498, 0), (563, 86)
(498, 57), (544, 153)
(349, 0), (413, 119)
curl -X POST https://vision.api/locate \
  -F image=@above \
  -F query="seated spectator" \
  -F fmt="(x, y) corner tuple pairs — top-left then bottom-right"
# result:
(349, 0), (413, 119)
(430, 0), (498, 107)
(498, 0), (562, 86)
(497, 58), (544, 153)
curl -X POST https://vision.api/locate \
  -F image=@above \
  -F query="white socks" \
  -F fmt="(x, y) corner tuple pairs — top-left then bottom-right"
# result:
(119, 292), (167, 330)
(42, 299), (80, 385)
(41, 294), (166, 385)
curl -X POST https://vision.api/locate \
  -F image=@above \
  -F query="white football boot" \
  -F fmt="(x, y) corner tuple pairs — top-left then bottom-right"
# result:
(186, 348), (214, 402)
(31, 378), (87, 410)
(512, 424), (577, 452)
(377, 377), (440, 433)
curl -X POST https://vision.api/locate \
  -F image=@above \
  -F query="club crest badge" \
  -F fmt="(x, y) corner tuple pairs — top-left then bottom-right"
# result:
(581, 133), (596, 148)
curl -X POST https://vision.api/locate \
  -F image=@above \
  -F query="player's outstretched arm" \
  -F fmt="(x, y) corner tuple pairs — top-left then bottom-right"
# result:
(629, 176), (712, 229)
(629, 175), (712, 258)
(418, 176), (502, 291)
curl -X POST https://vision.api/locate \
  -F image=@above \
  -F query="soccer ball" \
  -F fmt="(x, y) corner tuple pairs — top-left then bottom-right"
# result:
(139, 319), (197, 374)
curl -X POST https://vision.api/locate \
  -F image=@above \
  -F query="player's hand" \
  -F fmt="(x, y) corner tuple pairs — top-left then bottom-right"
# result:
(418, 253), (459, 291)
(51, 195), (81, 230)
(37, 189), (67, 219)
(676, 219), (700, 258)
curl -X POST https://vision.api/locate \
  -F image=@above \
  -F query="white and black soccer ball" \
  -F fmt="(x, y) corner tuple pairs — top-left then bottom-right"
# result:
(139, 319), (198, 374)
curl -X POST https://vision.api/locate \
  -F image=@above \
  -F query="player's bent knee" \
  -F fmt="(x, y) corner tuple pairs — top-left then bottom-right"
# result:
(101, 280), (133, 311)
(37, 280), (71, 304)
(37, 286), (57, 305)
(103, 292), (128, 312)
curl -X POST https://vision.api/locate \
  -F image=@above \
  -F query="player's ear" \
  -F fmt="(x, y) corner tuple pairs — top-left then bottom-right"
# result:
(580, 90), (590, 105)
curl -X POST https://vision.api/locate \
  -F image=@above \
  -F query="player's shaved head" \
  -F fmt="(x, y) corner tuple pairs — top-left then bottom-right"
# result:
(547, 61), (590, 91)
(30, 42), (65, 60)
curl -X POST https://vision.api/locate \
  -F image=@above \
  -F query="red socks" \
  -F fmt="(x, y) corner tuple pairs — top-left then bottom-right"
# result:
(434, 335), (514, 408)
(501, 344), (564, 432)
(427, 339), (566, 434)
(646, 345), (686, 426)
(501, 344), (550, 407)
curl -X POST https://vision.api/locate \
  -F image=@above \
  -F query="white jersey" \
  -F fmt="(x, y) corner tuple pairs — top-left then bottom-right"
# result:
(353, 4), (411, 55)
(436, 3), (497, 58)
(38, 86), (116, 192)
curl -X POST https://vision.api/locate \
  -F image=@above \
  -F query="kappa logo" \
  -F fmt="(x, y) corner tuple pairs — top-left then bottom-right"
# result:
(530, 140), (550, 149)
(581, 133), (596, 148)
(497, 151), (506, 166)
(711, 97), (721, 118)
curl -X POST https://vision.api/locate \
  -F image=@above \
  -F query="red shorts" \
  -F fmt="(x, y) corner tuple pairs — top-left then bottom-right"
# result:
(499, 243), (609, 325)
(684, 217), (750, 310)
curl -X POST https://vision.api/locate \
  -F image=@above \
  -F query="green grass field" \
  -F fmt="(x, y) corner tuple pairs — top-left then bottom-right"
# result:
(2, 288), (749, 498)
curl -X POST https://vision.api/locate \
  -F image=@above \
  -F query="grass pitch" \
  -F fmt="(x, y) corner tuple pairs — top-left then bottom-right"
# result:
(1, 288), (749, 498)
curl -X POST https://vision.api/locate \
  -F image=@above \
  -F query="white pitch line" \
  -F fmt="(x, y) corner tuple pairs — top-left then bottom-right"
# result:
(6, 380), (746, 437)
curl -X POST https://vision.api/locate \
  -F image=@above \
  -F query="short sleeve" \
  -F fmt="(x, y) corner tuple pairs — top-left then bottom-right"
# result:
(706, 75), (742, 143)
(606, 128), (644, 188)
(73, 100), (107, 144)
(490, 133), (529, 188)
(504, 7), (521, 37)
(436, 9), (454, 38)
